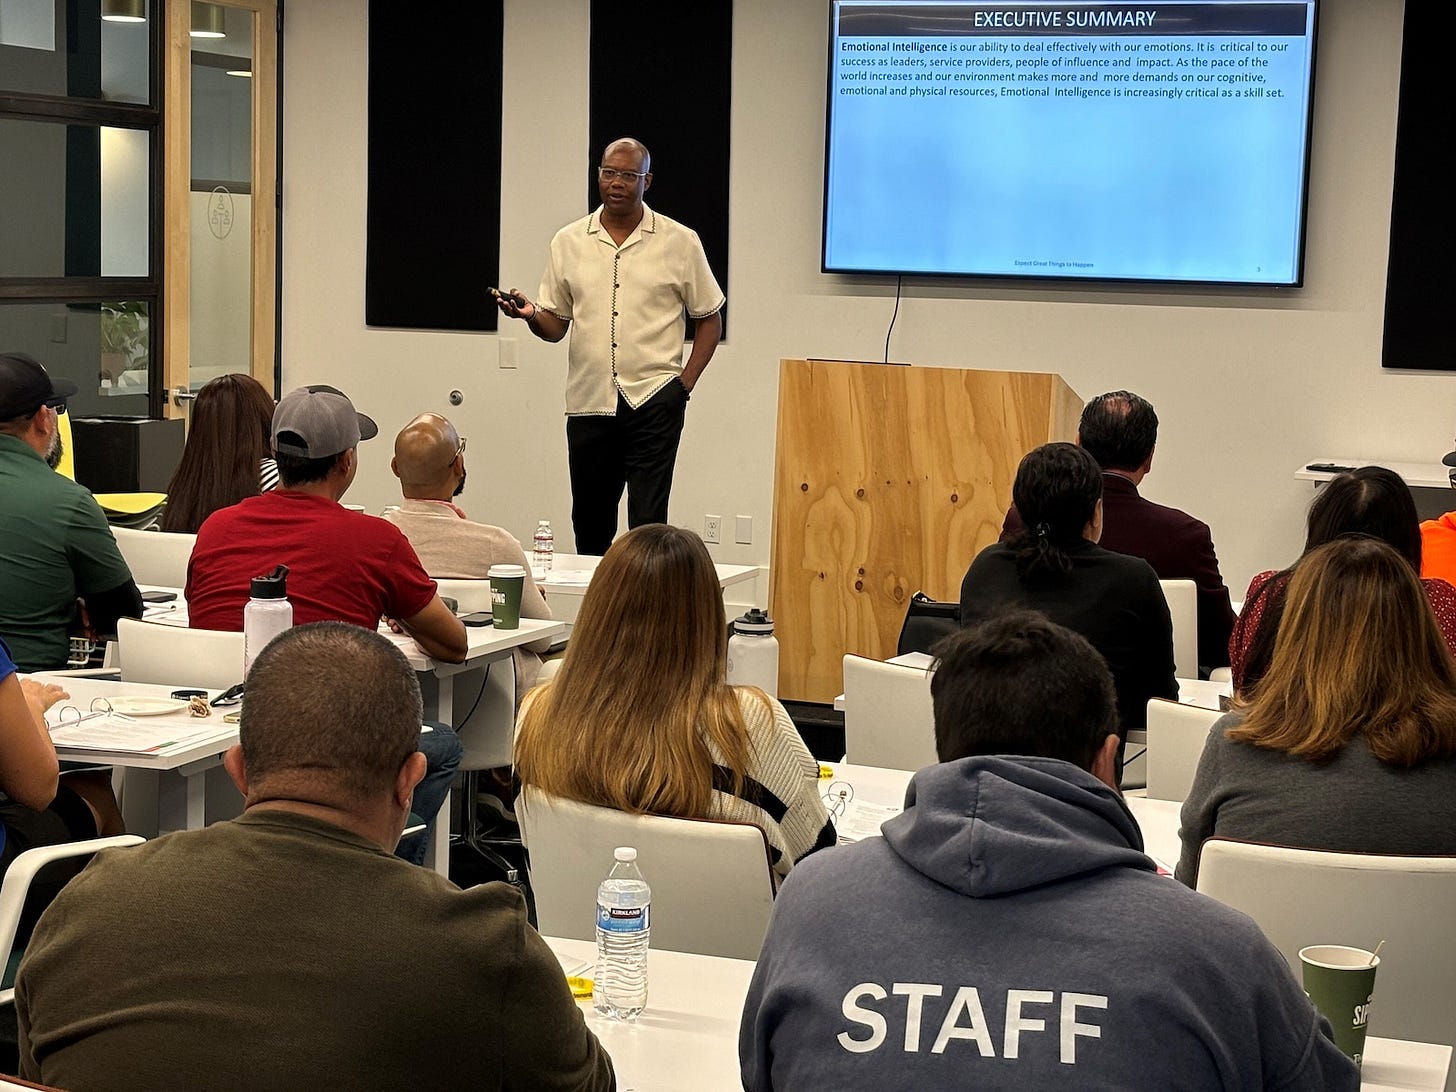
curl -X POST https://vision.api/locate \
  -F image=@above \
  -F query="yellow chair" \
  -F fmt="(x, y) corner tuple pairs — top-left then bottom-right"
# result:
(54, 410), (166, 527)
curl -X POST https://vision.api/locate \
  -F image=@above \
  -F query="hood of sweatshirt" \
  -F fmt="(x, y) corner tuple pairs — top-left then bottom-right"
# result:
(881, 755), (1153, 898)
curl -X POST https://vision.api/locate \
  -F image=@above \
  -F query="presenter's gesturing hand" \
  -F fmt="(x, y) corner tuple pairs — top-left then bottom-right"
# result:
(492, 287), (568, 343)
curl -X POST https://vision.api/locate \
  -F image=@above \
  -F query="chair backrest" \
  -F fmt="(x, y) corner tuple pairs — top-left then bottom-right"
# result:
(896, 593), (960, 657)
(1196, 840), (1456, 1047)
(0, 835), (145, 1004)
(433, 577), (491, 613)
(518, 786), (776, 960)
(1159, 578), (1198, 678)
(117, 617), (244, 689)
(842, 654), (936, 770)
(111, 525), (197, 587)
(1144, 698), (1222, 802)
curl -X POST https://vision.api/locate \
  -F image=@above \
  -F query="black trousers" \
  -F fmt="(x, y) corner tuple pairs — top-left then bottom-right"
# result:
(566, 379), (689, 555)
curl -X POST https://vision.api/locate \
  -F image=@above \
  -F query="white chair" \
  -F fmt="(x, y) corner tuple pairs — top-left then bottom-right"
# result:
(1196, 840), (1456, 1050)
(1158, 578), (1198, 679)
(0, 835), (145, 1005)
(116, 617), (244, 689)
(1144, 698), (1222, 802)
(111, 526), (197, 588)
(433, 577), (492, 614)
(518, 786), (776, 960)
(841, 654), (936, 771)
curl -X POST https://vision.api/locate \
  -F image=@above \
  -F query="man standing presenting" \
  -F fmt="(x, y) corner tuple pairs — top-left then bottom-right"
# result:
(497, 137), (725, 554)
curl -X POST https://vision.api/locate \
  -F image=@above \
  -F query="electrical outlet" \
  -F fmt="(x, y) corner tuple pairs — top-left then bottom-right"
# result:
(499, 337), (518, 369)
(704, 515), (722, 544)
(735, 515), (752, 544)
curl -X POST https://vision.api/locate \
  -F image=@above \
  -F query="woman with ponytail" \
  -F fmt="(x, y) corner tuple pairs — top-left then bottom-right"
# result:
(959, 442), (1177, 744)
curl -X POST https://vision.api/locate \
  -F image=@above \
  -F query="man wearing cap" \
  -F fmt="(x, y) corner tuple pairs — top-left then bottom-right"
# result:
(0, 352), (143, 671)
(185, 384), (467, 865)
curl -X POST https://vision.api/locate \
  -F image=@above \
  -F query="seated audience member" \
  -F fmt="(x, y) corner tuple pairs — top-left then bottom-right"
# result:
(1420, 443), (1456, 583)
(515, 525), (833, 880)
(0, 352), (143, 671)
(1003, 391), (1237, 672)
(0, 640), (124, 946)
(739, 612), (1356, 1091)
(385, 411), (554, 691)
(16, 623), (613, 1091)
(962, 442), (1176, 743)
(185, 384), (466, 865)
(1179, 536), (1456, 887)
(1230, 465), (1456, 694)
(160, 373), (279, 534)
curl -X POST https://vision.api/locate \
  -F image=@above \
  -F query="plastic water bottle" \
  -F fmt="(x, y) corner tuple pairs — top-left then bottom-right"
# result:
(727, 608), (780, 696)
(594, 846), (650, 1020)
(243, 565), (292, 676)
(533, 520), (554, 572)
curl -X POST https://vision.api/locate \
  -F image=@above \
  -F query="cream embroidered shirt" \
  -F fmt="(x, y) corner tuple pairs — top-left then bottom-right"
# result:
(537, 203), (725, 415)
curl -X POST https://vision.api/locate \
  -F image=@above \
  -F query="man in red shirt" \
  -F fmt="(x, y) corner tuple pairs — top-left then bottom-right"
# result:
(186, 384), (468, 865)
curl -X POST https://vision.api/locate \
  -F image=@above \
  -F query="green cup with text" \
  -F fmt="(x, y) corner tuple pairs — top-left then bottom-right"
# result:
(487, 563), (526, 630)
(1300, 945), (1379, 1068)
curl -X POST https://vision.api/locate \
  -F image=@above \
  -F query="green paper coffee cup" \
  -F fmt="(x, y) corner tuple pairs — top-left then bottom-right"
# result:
(1300, 944), (1379, 1068)
(488, 564), (526, 630)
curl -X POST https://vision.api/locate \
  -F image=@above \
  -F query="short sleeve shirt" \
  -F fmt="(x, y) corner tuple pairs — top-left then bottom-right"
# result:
(185, 491), (438, 632)
(537, 203), (725, 415)
(0, 434), (135, 671)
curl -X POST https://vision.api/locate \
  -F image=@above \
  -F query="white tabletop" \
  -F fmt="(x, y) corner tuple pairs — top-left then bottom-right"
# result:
(544, 931), (1448, 1091)
(1296, 459), (1450, 491)
(31, 674), (237, 771)
(135, 585), (564, 675)
(536, 553), (759, 592)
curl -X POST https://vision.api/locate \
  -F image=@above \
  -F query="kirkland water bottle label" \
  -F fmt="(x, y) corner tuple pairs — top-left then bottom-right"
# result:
(597, 904), (650, 933)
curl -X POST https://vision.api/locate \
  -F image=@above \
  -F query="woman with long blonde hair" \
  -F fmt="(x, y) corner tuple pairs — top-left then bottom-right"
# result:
(516, 525), (834, 878)
(1177, 535), (1456, 886)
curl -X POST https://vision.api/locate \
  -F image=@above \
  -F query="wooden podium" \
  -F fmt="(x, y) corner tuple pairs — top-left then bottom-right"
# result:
(769, 359), (1082, 703)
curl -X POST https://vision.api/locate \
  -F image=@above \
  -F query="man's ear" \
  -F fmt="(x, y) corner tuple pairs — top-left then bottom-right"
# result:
(395, 751), (428, 810)
(390, 456), (400, 479)
(1142, 446), (1155, 474)
(1090, 733), (1122, 792)
(223, 744), (250, 797)
(642, 172), (653, 193)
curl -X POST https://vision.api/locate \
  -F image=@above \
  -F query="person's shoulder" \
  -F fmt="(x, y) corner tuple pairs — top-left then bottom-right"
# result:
(646, 206), (704, 243)
(776, 837), (894, 904)
(551, 210), (597, 245)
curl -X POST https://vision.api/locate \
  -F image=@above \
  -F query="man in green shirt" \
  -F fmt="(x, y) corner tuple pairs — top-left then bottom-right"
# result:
(0, 352), (142, 670)
(17, 621), (614, 1091)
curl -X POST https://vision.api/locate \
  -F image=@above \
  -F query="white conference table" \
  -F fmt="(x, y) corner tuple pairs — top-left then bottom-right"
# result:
(534, 553), (760, 631)
(1297, 458), (1450, 491)
(545, 930), (1450, 1092)
(137, 587), (565, 874)
(33, 674), (237, 836)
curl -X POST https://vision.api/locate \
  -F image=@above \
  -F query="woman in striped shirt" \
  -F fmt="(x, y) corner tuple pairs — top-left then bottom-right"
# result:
(160, 373), (278, 533)
(516, 524), (834, 880)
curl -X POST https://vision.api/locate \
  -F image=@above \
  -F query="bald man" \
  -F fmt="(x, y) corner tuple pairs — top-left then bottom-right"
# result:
(496, 137), (725, 554)
(385, 412), (554, 691)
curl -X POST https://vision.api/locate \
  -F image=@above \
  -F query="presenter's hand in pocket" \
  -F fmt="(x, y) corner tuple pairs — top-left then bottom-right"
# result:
(677, 375), (693, 398)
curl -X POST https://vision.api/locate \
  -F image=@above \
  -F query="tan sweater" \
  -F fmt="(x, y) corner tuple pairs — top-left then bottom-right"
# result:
(384, 499), (554, 691)
(17, 810), (613, 1092)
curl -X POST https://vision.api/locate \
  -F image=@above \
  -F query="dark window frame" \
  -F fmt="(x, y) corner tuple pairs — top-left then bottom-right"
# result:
(0, 3), (166, 419)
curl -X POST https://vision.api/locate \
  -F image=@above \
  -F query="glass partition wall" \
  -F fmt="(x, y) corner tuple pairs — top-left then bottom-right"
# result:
(0, 0), (277, 423)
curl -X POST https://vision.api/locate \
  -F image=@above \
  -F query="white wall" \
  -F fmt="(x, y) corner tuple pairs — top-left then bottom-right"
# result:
(282, 0), (1442, 599)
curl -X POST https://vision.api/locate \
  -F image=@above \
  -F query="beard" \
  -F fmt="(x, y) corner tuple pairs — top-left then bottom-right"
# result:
(46, 433), (64, 470)
(452, 469), (466, 498)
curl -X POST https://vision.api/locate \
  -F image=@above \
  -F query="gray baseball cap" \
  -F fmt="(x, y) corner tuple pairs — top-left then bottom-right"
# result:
(271, 384), (378, 459)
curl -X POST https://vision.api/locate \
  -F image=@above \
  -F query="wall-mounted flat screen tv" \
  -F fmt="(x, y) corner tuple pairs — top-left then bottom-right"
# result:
(823, 1), (1320, 286)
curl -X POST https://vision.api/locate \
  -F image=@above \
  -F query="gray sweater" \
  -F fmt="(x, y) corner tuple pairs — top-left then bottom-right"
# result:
(740, 756), (1356, 1091)
(1177, 712), (1456, 887)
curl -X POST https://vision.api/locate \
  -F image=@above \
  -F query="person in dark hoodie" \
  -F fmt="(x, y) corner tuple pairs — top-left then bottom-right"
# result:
(738, 611), (1358, 1092)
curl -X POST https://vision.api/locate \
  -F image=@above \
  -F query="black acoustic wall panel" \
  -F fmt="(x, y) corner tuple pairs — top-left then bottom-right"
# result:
(1382, 5), (1452, 370)
(366, 0), (502, 331)
(588, 0), (732, 336)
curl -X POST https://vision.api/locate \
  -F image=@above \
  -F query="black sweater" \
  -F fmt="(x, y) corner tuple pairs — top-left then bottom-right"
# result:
(958, 539), (1178, 733)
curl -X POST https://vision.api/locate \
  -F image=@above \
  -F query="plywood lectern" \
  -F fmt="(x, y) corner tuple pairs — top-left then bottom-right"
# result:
(770, 359), (1082, 704)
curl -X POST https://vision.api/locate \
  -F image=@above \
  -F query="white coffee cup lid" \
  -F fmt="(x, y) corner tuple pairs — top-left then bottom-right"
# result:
(487, 564), (528, 578)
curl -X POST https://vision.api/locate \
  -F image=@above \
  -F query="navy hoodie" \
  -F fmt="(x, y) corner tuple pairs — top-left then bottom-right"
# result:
(739, 756), (1358, 1090)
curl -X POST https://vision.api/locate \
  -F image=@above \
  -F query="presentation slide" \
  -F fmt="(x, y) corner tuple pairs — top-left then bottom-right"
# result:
(823, 1), (1319, 285)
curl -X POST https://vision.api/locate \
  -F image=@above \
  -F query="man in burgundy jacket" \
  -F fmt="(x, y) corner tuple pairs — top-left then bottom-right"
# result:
(1003, 391), (1236, 673)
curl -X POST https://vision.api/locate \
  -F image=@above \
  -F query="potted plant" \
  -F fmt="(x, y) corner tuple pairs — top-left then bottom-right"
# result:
(99, 302), (149, 384)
